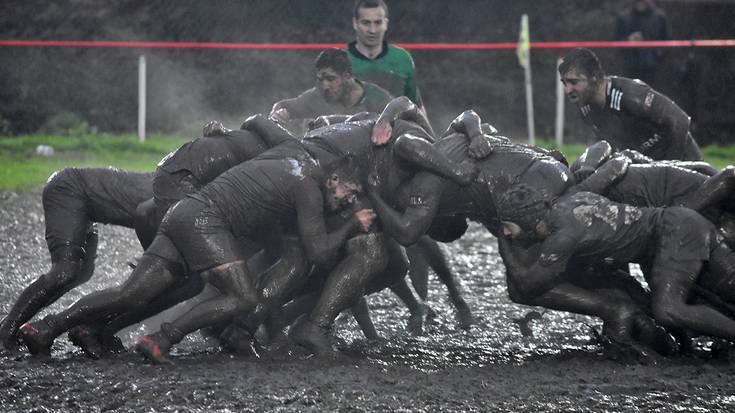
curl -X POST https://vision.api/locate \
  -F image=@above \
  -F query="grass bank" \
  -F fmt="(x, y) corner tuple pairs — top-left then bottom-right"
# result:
(0, 134), (189, 191)
(0, 134), (733, 192)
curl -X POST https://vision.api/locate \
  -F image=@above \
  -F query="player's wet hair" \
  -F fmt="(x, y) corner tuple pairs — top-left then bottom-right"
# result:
(323, 153), (364, 190)
(496, 184), (550, 232)
(558, 48), (605, 84)
(315, 48), (353, 76)
(353, 0), (389, 19)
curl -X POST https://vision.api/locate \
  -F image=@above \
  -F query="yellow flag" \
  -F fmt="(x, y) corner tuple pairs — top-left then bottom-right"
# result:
(517, 14), (530, 69)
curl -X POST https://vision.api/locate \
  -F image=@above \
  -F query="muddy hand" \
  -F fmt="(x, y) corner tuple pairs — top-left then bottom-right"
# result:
(356, 209), (377, 232)
(203, 120), (231, 137)
(371, 121), (392, 146)
(269, 108), (290, 124)
(468, 134), (494, 159)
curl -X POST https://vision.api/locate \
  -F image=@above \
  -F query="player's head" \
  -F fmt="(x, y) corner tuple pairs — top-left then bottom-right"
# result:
(353, 0), (389, 49)
(315, 48), (354, 103)
(322, 154), (363, 212)
(633, 0), (654, 13)
(496, 184), (551, 240)
(558, 48), (605, 105)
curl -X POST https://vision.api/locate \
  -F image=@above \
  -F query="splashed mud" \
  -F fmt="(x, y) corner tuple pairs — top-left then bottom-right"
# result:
(2, 190), (735, 412)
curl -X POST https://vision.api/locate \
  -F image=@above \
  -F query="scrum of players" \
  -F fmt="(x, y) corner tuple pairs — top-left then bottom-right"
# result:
(2, 44), (734, 365)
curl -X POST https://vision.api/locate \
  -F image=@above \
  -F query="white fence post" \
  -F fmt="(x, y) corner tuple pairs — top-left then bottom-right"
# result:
(555, 56), (565, 147)
(138, 54), (146, 142)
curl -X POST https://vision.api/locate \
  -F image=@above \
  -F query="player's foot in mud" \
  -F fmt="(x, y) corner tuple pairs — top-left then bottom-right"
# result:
(406, 304), (431, 335)
(455, 303), (476, 330)
(219, 324), (258, 356)
(591, 326), (657, 364)
(68, 325), (104, 359)
(289, 316), (333, 356)
(136, 333), (172, 364)
(19, 320), (54, 356)
(631, 313), (678, 356)
(0, 336), (21, 354)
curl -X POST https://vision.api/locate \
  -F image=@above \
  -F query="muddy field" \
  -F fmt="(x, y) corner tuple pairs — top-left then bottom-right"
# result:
(2, 190), (735, 412)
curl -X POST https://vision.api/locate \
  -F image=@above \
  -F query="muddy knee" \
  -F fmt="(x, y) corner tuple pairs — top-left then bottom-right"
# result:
(203, 261), (258, 305)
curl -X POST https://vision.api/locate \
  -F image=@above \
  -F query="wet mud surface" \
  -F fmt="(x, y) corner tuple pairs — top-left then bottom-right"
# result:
(2, 190), (735, 412)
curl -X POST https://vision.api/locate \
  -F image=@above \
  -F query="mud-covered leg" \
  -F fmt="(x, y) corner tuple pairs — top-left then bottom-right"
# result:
(680, 166), (735, 212)
(290, 234), (387, 355)
(698, 242), (735, 304)
(415, 236), (474, 329)
(406, 245), (429, 301)
(0, 227), (101, 352)
(350, 297), (380, 341)
(649, 259), (735, 341)
(499, 239), (673, 355)
(137, 260), (258, 363)
(19, 253), (178, 356)
(97, 271), (202, 344)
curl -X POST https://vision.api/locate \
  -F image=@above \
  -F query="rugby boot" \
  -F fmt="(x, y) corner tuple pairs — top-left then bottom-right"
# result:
(289, 315), (333, 356)
(136, 333), (173, 365)
(219, 324), (257, 356)
(406, 303), (432, 335)
(19, 318), (55, 356)
(136, 322), (184, 364)
(455, 301), (476, 330)
(631, 313), (678, 356)
(68, 325), (104, 359)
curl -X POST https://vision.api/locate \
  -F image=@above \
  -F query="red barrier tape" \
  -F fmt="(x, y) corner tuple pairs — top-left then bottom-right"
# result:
(0, 39), (734, 50)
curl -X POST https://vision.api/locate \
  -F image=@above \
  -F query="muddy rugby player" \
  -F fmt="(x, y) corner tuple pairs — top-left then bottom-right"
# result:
(0, 168), (152, 352)
(560, 47), (702, 161)
(496, 184), (735, 346)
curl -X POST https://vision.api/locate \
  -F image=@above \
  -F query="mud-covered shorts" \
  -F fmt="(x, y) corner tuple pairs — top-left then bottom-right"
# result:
(42, 170), (93, 261)
(648, 206), (716, 277)
(147, 195), (260, 273)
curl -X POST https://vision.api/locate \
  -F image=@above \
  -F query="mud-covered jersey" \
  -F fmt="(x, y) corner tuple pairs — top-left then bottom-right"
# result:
(157, 129), (269, 186)
(430, 133), (574, 232)
(303, 118), (431, 187)
(347, 41), (422, 107)
(537, 192), (662, 273)
(44, 167), (153, 228)
(196, 142), (321, 238)
(604, 164), (707, 207)
(272, 80), (392, 121)
(577, 76), (701, 161)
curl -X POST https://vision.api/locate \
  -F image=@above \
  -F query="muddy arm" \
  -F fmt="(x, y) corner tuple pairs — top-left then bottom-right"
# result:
(366, 172), (443, 246)
(294, 179), (370, 265)
(567, 154), (631, 196)
(496, 236), (566, 299)
(393, 132), (477, 186)
(443, 110), (493, 159)
(372, 97), (434, 144)
(570, 140), (614, 182)
(240, 113), (297, 147)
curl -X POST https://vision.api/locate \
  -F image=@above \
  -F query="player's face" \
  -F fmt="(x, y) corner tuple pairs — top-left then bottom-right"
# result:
(325, 175), (360, 212)
(561, 69), (595, 105)
(353, 6), (388, 48)
(316, 68), (348, 103)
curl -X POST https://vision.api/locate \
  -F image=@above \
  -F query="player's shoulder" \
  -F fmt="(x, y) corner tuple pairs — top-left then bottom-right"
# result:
(607, 76), (654, 112)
